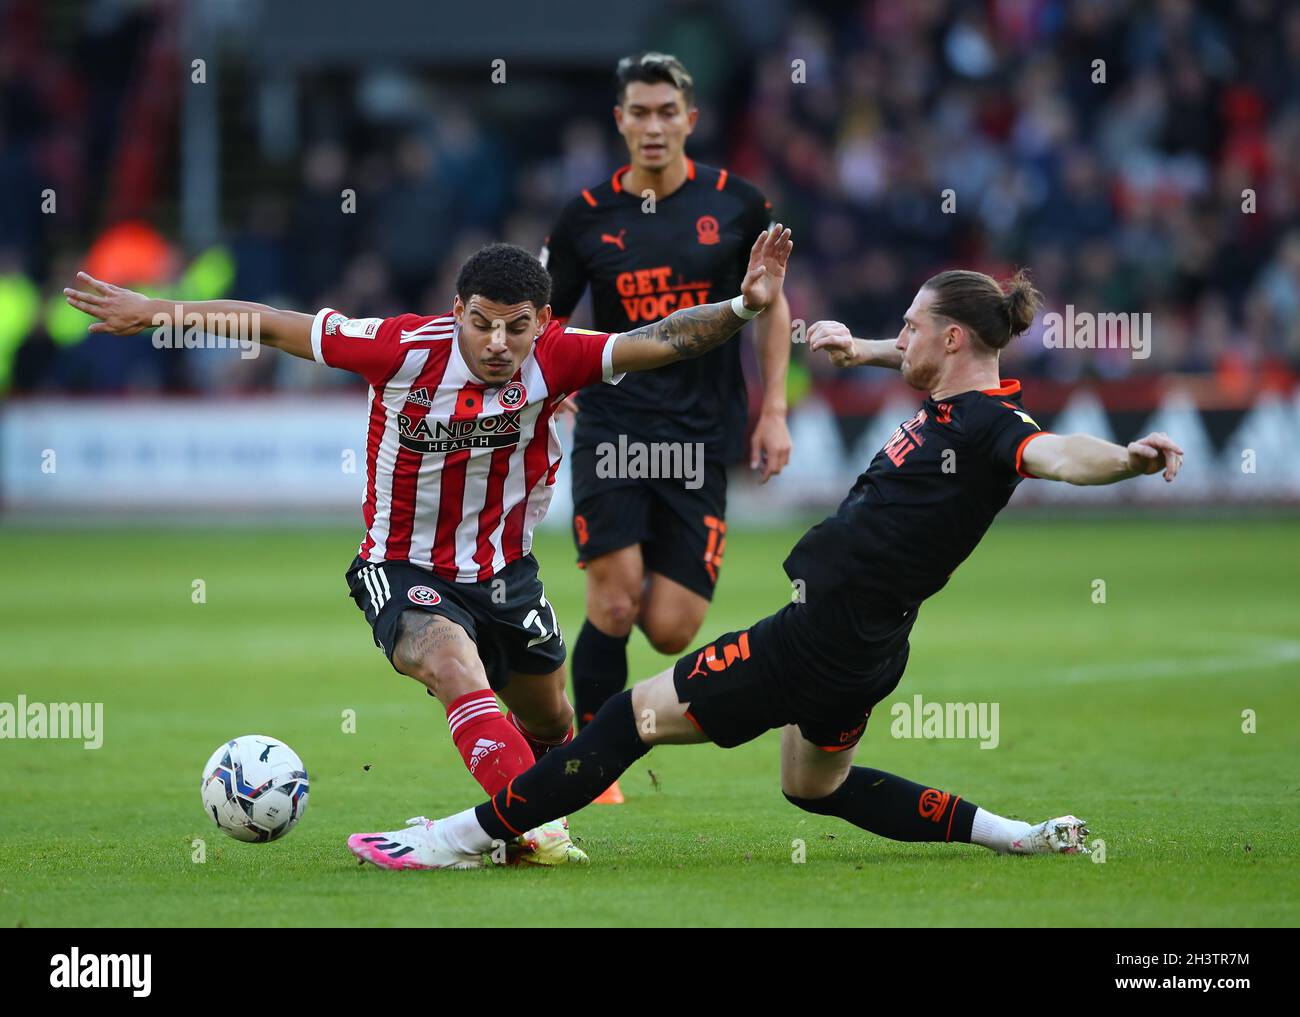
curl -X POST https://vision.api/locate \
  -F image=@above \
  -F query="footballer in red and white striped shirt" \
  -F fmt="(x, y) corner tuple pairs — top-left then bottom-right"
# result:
(63, 225), (792, 866)
(309, 295), (622, 582)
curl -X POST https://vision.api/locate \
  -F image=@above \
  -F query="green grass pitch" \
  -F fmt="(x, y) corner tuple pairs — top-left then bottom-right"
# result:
(1, 518), (1296, 927)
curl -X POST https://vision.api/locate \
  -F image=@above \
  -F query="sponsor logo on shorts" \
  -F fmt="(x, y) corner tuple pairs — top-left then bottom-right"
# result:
(837, 720), (867, 744)
(498, 381), (527, 410)
(408, 585), (442, 606)
(683, 631), (751, 680)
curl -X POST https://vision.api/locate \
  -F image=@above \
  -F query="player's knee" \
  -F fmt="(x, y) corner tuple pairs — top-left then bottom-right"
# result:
(514, 691), (572, 738)
(589, 591), (639, 635)
(526, 698), (574, 740)
(781, 764), (850, 804)
(640, 610), (699, 655)
(782, 788), (838, 814)
(550, 699), (576, 736)
(644, 624), (694, 656)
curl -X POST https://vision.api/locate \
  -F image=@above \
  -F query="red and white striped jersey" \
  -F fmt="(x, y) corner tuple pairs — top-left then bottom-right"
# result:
(310, 308), (623, 581)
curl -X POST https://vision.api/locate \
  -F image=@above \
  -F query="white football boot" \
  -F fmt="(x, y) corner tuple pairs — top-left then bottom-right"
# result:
(347, 816), (484, 870)
(1008, 815), (1090, 855)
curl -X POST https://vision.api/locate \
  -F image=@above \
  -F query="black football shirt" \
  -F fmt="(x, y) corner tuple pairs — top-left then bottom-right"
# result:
(780, 380), (1049, 671)
(541, 159), (773, 462)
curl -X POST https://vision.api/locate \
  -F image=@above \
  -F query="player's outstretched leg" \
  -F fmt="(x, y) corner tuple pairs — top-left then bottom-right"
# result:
(411, 669), (705, 863)
(779, 726), (1088, 855)
(391, 612), (534, 797)
(497, 666), (584, 866)
(349, 615), (586, 870)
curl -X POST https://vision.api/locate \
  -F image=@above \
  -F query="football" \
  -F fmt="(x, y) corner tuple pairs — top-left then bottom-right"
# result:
(200, 736), (310, 843)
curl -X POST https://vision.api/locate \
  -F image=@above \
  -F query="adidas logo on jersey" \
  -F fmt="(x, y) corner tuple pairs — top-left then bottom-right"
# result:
(468, 738), (505, 774)
(407, 387), (434, 408)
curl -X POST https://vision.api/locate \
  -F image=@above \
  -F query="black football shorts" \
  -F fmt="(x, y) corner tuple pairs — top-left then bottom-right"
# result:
(570, 443), (728, 600)
(345, 553), (566, 691)
(670, 603), (911, 751)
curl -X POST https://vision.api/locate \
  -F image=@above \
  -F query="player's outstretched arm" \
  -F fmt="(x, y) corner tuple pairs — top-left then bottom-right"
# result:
(63, 272), (316, 360)
(1022, 431), (1184, 485)
(608, 225), (792, 373)
(749, 289), (793, 483)
(807, 320), (903, 370)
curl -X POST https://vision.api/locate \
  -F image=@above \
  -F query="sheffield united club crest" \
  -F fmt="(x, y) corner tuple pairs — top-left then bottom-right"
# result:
(498, 381), (527, 410)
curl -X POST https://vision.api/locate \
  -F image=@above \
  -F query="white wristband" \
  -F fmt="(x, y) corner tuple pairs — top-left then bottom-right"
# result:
(730, 294), (760, 320)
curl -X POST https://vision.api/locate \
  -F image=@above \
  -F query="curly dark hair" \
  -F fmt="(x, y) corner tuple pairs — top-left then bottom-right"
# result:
(455, 243), (551, 310)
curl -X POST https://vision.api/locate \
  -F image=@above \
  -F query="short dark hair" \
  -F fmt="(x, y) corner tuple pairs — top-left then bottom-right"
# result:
(616, 51), (694, 107)
(922, 268), (1043, 351)
(455, 243), (551, 310)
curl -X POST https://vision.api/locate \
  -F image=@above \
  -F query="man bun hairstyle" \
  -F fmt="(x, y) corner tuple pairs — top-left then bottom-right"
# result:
(616, 51), (694, 107)
(456, 243), (551, 311)
(923, 268), (1043, 351)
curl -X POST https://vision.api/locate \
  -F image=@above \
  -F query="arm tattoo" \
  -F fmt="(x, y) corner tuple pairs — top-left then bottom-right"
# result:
(618, 300), (745, 360)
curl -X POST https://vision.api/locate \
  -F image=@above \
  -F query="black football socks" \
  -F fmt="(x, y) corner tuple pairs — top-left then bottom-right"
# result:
(785, 767), (978, 843)
(571, 620), (630, 729)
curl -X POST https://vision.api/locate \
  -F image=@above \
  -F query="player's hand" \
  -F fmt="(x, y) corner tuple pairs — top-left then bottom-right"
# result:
(1127, 432), (1184, 482)
(554, 395), (579, 418)
(63, 272), (155, 335)
(750, 409), (792, 483)
(808, 320), (858, 367)
(739, 224), (793, 313)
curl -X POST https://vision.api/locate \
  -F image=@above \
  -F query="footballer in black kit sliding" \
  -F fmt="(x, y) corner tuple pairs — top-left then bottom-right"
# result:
(407, 266), (1188, 867)
(541, 53), (792, 801)
(685, 376), (1047, 752)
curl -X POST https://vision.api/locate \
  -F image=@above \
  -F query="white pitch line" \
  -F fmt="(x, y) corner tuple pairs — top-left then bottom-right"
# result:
(1043, 640), (1300, 685)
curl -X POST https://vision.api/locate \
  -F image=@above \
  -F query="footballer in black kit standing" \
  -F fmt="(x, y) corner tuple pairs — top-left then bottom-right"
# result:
(411, 268), (1189, 869)
(542, 53), (792, 802)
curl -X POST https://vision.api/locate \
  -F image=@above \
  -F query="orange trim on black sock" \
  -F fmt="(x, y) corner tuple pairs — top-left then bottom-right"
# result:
(491, 795), (525, 837)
